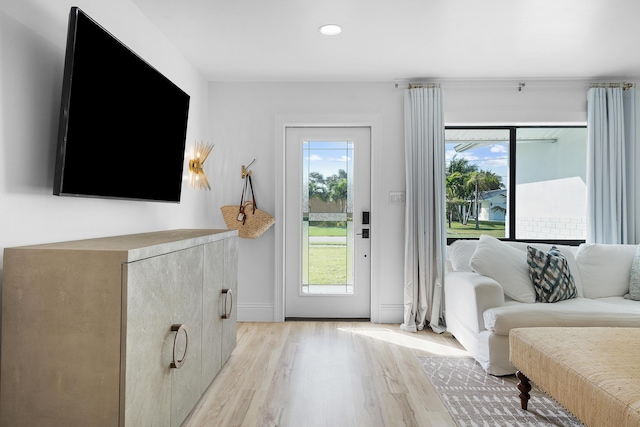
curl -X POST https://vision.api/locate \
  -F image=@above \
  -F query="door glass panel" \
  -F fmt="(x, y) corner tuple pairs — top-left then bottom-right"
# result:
(302, 140), (353, 295)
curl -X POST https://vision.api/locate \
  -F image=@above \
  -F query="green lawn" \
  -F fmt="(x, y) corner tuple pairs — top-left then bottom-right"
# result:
(446, 220), (505, 238)
(308, 225), (346, 237)
(306, 224), (348, 284)
(307, 246), (348, 284)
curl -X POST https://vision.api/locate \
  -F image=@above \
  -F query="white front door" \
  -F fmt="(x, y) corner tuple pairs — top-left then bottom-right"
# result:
(284, 127), (371, 318)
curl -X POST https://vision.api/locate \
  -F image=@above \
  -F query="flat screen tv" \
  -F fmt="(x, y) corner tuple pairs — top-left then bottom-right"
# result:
(53, 7), (190, 203)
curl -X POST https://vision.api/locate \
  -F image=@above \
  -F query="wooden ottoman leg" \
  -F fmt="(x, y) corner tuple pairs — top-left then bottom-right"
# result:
(516, 370), (532, 410)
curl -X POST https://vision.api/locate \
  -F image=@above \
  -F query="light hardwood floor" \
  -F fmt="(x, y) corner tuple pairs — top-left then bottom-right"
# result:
(184, 321), (470, 427)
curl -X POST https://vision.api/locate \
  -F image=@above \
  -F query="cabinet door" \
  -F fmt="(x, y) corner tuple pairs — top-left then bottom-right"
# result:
(169, 247), (204, 427)
(202, 240), (224, 389)
(221, 236), (238, 363)
(123, 246), (203, 427)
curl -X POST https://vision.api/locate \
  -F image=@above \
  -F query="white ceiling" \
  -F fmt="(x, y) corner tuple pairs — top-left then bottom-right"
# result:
(131, 0), (640, 83)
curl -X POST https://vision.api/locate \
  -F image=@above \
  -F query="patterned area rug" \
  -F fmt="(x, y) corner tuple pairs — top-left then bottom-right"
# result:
(417, 356), (585, 427)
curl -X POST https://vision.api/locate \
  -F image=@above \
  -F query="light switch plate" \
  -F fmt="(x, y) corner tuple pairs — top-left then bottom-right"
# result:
(389, 191), (405, 204)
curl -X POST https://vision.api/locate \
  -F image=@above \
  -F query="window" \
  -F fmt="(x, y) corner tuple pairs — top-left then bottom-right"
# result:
(445, 126), (587, 242)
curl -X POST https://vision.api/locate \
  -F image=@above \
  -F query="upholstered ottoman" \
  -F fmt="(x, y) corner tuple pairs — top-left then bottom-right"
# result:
(510, 327), (640, 426)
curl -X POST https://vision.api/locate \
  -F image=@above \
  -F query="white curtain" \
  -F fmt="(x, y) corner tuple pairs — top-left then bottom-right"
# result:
(586, 86), (637, 244)
(401, 87), (447, 333)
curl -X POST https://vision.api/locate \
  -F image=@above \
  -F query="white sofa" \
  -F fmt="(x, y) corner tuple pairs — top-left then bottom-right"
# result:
(445, 235), (640, 376)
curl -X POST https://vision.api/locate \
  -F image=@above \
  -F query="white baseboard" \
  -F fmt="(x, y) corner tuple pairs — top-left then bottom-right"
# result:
(238, 302), (403, 323)
(376, 303), (404, 324)
(238, 303), (275, 322)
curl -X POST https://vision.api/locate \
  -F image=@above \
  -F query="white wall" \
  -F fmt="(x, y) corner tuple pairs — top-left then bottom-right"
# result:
(517, 128), (588, 184)
(442, 80), (589, 125)
(208, 83), (406, 322)
(208, 81), (593, 322)
(2, 0), (634, 324)
(0, 1), (211, 292)
(516, 177), (587, 239)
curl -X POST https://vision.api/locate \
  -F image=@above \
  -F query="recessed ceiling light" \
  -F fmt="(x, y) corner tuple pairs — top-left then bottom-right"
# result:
(319, 24), (342, 36)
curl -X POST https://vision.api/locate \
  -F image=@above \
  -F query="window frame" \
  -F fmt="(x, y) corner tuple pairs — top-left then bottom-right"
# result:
(445, 125), (587, 246)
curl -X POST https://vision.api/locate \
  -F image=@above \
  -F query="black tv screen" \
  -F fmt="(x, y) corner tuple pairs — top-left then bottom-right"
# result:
(53, 7), (190, 203)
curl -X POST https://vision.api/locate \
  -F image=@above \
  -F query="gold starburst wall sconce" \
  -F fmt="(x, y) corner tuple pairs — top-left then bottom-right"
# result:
(189, 141), (214, 190)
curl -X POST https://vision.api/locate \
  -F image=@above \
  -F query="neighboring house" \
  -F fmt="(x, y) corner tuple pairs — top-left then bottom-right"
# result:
(477, 189), (507, 222)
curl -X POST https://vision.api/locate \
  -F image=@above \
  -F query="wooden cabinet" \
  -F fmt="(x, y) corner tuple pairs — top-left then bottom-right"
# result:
(0, 229), (238, 427)
(221, 236), (238, 364)
(201, 237), (238, 390)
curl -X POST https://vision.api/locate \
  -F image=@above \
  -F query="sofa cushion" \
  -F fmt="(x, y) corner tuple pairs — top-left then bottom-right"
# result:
(484, 298), (640, 335)
(446, 238), (584, 296)
(596, 296), (640, 308)
(576, 243), (637, 298)
(625, 245), (640, 300)
(506, 241), (583, 298)
(526, 245), (577, 303)
(469, 235), (535, 303)
(448, 239), (477, 272)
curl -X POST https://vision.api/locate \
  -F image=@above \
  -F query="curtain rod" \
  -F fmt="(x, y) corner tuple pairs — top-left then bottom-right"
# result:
(407, 83), (441, 89)
(397, 81), (636, 90)
(590, 82), (635, 90)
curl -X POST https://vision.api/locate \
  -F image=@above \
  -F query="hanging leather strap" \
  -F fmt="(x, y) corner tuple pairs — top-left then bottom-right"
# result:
(237, 175), (257, 224)
(237, 177), (249, 224)
(246, 175), (257, 213)
(238, 176), (249, 206)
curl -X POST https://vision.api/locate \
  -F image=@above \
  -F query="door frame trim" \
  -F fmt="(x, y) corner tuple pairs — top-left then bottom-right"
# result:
(274, 115), (382, 322)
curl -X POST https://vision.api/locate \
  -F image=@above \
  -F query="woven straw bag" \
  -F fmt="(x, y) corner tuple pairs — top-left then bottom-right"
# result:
(220, 175), (275, 239)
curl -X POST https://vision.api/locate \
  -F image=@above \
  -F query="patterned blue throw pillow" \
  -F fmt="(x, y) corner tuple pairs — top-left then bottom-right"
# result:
(527, 245), (577, 303)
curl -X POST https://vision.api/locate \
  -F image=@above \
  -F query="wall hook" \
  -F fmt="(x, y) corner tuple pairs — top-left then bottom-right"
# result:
(518, 82), (526, 92)
(241, 159), (256, 178)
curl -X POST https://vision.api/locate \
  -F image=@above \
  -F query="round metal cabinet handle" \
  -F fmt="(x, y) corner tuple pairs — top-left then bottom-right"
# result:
(221, 289), (233, 320)
(170, 324), (189, 369)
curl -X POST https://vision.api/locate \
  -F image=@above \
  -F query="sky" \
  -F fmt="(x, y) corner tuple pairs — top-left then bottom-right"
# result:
(304, 139), (510, 186)
(446, 142), (509, 185)
(304, 141), (353, 181)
